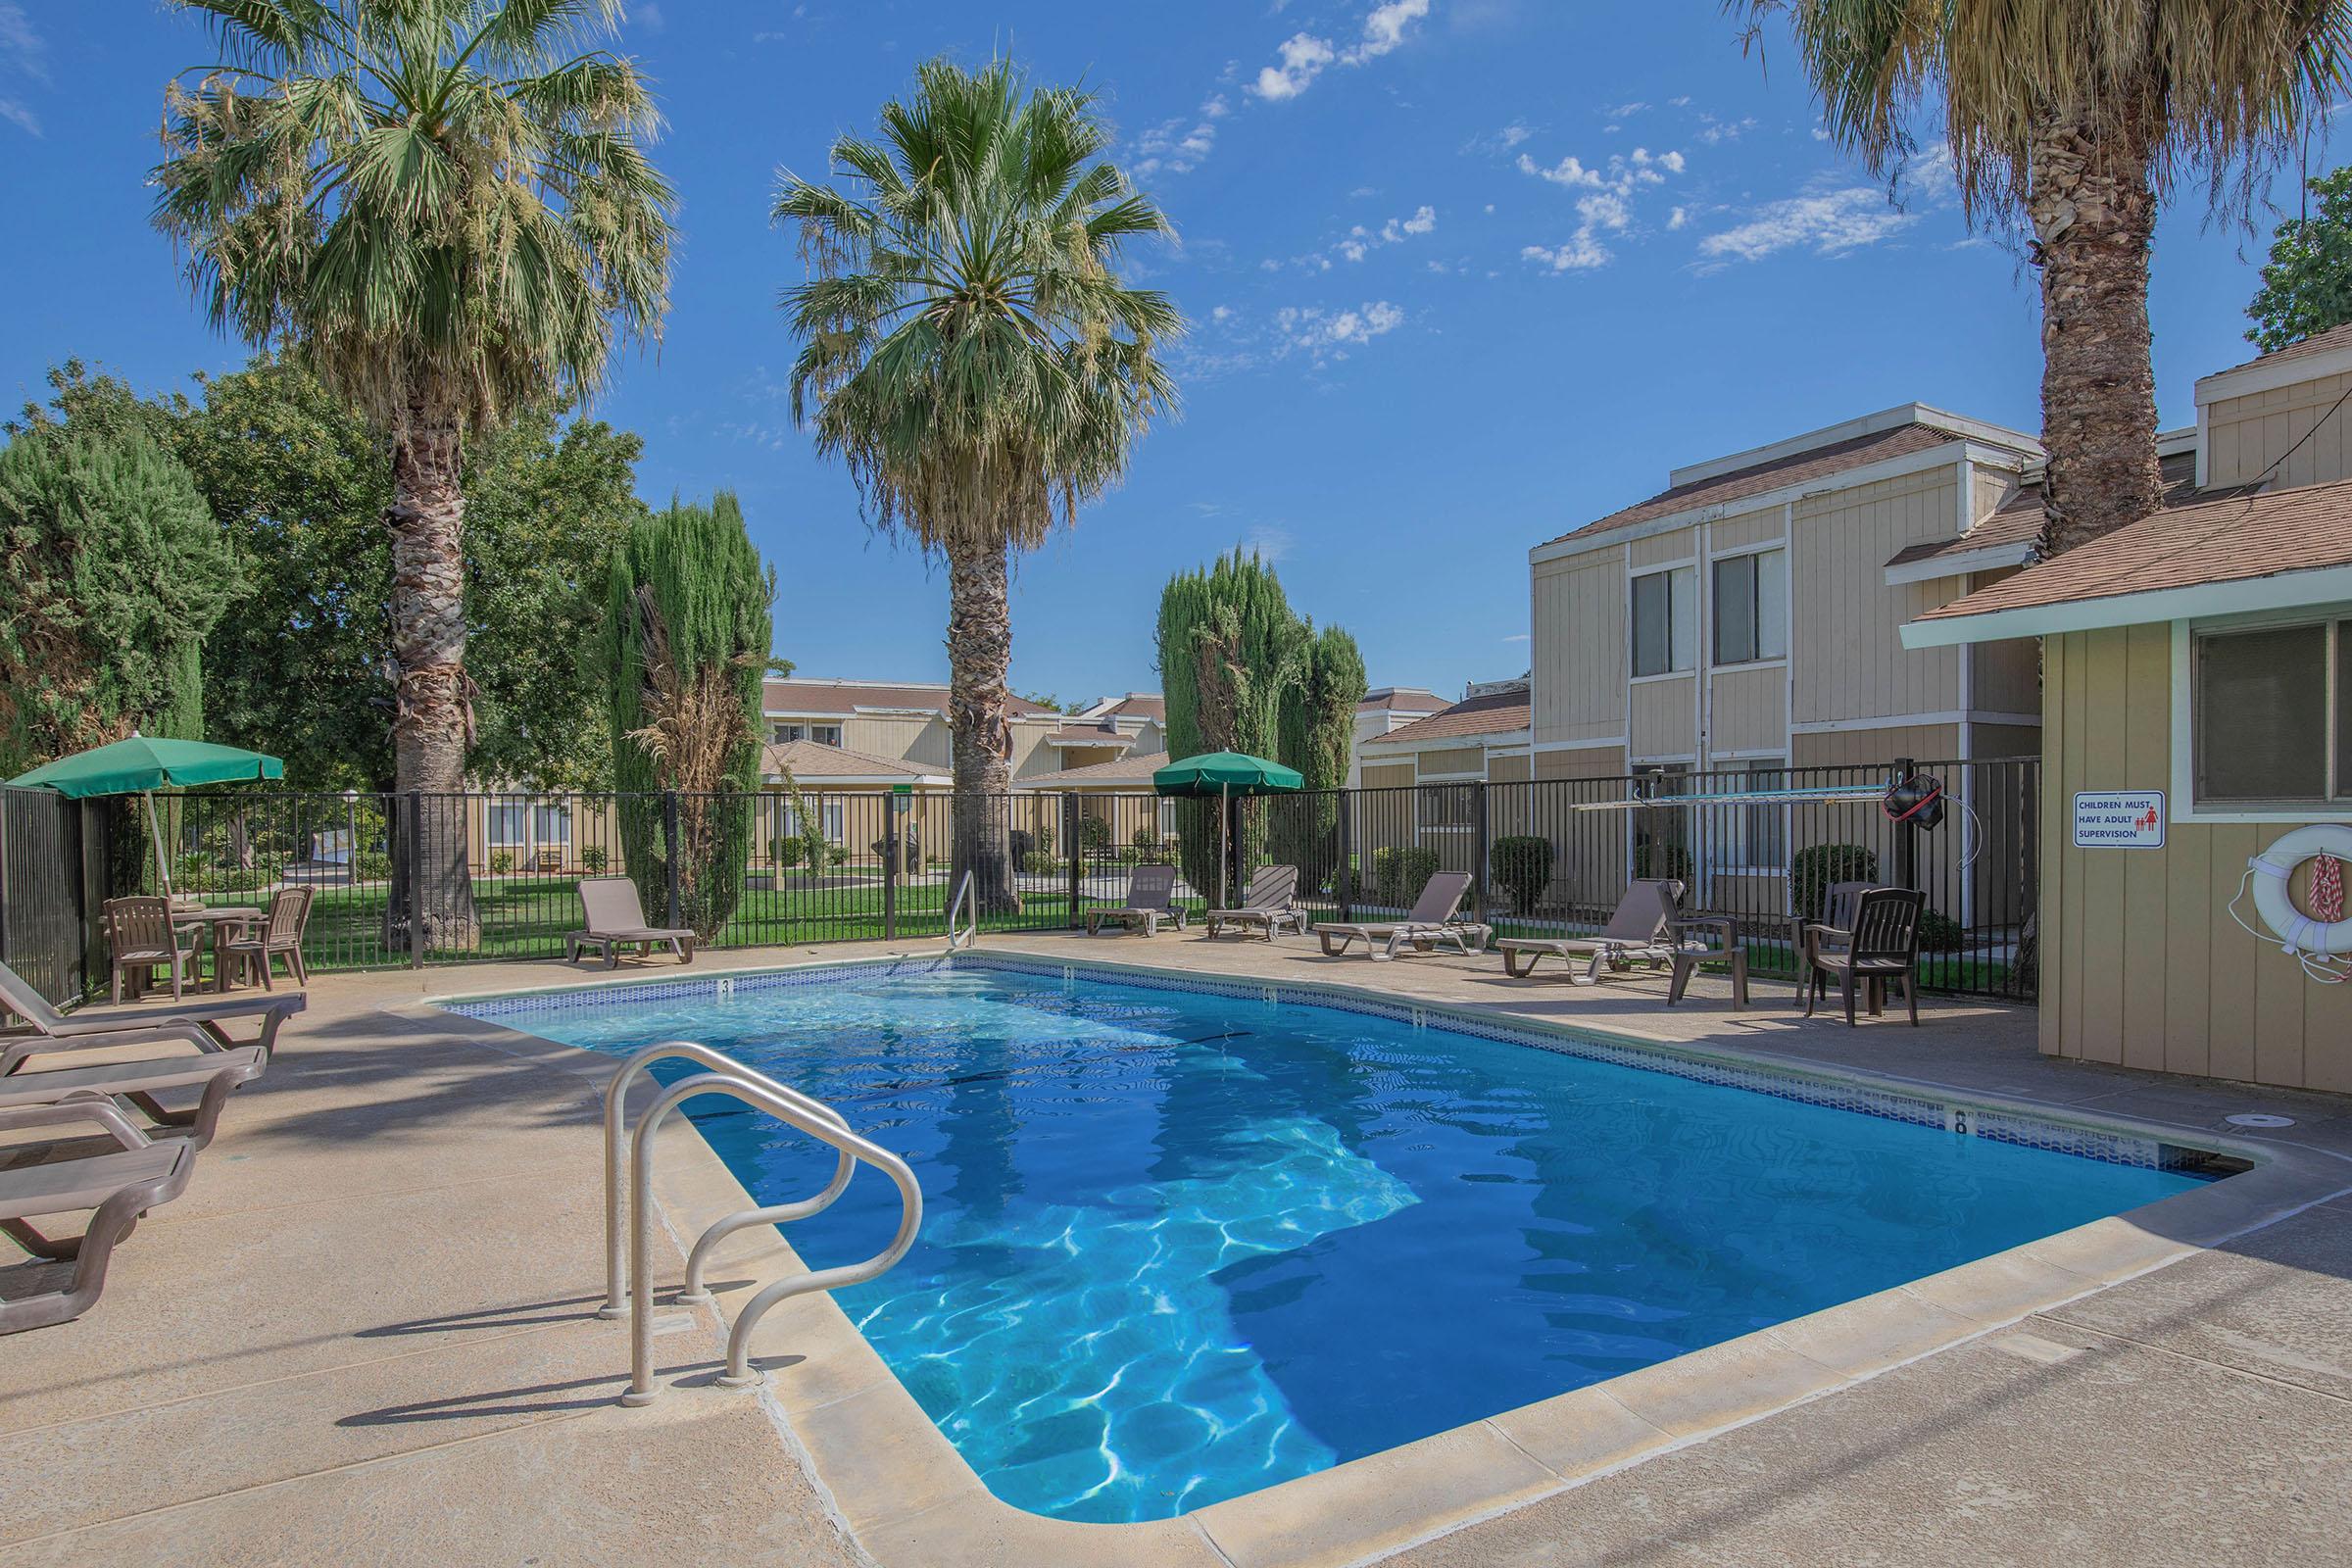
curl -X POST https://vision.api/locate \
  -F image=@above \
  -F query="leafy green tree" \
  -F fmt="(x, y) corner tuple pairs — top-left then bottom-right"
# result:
(774, 57), (1179, 913)
(154, 0), (674, 945)
(2247, 166), (2352, 350)
(0, 415), (236, 773)
(19, 360), (645, 792)
(605, 493), (772, 940)
(1738, 0), (2349, 554)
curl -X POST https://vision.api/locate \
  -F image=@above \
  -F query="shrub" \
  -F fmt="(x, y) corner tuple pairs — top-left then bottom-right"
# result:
(1131, 823), (1160, 850)
(1371, 845), (1441, 906)
(354, 851), (392, 882)
(827, 845), (849, 867)
(1490, 836), (1555, 915)
(770, 835), (804, 869)
(1918, 906), (1965, 953)
(1632, 835), (1692, 888)
(1789, 844), (1879, 924)
(1078, 814), (1112, 853)
(579, 845), (609, 873)
(488, 850), (514, 875)
(1020, 850), (1061, 875)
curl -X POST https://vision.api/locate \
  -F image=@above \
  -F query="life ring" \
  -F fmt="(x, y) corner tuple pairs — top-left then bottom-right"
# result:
(2247, 824), (2352, 957)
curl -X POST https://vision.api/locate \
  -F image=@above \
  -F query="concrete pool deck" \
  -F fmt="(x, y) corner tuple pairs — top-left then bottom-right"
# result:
(6, 930), (2352, 1565)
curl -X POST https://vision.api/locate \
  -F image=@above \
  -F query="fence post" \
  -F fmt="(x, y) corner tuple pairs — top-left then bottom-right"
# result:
(1062, 795), (1082, 929)
(1336, 788), (1353, 922)
(883, 795), (899, 943)
(404, 792), (425, 969)
(1890, 756), (1919, 892)
(662, 791), (682, 929)
(1472, 781), (1491, 931)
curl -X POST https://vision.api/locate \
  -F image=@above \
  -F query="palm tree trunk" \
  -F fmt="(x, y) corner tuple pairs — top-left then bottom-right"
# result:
(387, 410), (479, 949)
(2029, 102), (2165, 559)
(946, 529), (1020, 915)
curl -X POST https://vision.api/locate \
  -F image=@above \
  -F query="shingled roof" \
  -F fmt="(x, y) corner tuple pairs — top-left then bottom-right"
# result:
(1371, 686), (1531, 746)
(763, 679), (1055, 718)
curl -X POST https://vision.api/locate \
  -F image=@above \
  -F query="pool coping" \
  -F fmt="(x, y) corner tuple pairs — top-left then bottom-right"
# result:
(417, 950), (2352, 1568)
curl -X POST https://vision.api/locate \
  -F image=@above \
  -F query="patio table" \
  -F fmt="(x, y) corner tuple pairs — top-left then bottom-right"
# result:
(172, 906), (264, 995)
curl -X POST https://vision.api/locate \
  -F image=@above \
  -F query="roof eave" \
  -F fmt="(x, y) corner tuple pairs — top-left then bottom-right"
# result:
(1883, 539), (2037, 586)
(1900, 562), (2352, 649)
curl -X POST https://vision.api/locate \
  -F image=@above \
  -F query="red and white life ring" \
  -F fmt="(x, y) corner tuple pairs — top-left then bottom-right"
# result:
(2247, 825), (2352, 958)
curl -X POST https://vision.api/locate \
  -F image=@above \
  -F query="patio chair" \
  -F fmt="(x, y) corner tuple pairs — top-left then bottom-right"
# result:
(220, 886), (315, 991)
(0, 1098), (197, 1334)
(565, 877), (696, 969)
(1494, 880), (1748, 1005)
(1085, 863), (1187, 936)
(1791, 880), (1879, 1000)
(1205, 865), (1306, 941)
(0, 960), (305, 1072)
(1803, 887), (1927, 1026)
(0, 1045), (265, 1150)
(103, 897), (196, 1004)
(1312, 870), (1490, 960)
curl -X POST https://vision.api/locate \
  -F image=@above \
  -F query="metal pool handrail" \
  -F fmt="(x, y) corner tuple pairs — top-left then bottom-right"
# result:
(620, 1069), (922, 1405)
(599, 1040), (855, 1321)
(945, 869), (978, 951)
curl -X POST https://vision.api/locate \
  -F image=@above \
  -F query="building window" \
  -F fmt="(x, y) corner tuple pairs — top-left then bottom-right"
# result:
(1712, 549), (1787, 665)
(1731, 759), (1788, 870)
(2193, 620), (2345, 805)
(1631, 566), (1696, 677)
(771, 722), (805, 744)
(1417, 783), (1477, 832)
(811, 724), (843, 748)
(487, 804), (527, 846)
(532, 804), (570, 843)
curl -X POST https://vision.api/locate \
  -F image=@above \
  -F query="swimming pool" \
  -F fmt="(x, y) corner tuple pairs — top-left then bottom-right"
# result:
(450, 958), (2211, 1524)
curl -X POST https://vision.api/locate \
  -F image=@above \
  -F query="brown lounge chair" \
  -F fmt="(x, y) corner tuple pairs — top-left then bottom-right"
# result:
(0, 1098), (198, 1334)
(0, 1042), (266, 1151)
(1312, 870), (1490, 960)
(1803, 887), (1926, 1025)
(1206, 865), (1306, 941)
(0, 960), (303, 1072)
(1494, 879), (1748, 1004)
(1085, 863), (1188, 936)
(565, 877), (696, 968)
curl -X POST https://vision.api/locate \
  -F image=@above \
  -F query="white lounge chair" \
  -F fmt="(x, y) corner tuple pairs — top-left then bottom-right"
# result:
(1312, 870), (1489, 960)
(1206, 865), (1306, 941)
(1085, 863), (1187, 936)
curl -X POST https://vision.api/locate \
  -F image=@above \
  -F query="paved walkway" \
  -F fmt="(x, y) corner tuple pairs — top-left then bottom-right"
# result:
(5, 932), (2350, 1566)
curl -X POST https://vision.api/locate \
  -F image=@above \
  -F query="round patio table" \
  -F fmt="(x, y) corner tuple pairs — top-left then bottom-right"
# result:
(171, 906), (263, 994)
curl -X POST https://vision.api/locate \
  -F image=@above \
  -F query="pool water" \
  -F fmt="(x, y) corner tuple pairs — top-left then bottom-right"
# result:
(459, 966), (2203, 1523)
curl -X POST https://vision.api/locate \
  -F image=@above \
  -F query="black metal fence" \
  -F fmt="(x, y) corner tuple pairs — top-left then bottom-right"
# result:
(0, 756), (2037, 1005)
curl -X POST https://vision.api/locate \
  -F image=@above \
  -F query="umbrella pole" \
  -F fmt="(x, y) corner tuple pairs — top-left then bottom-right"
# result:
(1220, 782), (1230, 911)
(145, 790), (174, 905)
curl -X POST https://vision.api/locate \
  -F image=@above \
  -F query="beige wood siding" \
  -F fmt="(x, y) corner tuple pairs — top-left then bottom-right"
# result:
(1969, 625), (2042, 718)
(1628, 525), (1696, 567)
(1630, 676), (1696, 760)
(1790, 470), (1964, 725)
(838, 713), (952, 767)
(1416, 745), (1487, 776)
(1534, 744), (1627, 781)
(1972, 722), (2041, 760)
(1361, 762), (1415, 790)
(2041, 627), (2352, 1092)
(2203, 370), (2352, 488)
(1790, 723), (1960, 768)
(1970, 464), (2015, 524)
(1488, 754), (1531, 784)
(1709, 506), (1785, 553)
(1708, 663), (1787, 757)
(1531, 549), (1627, 747)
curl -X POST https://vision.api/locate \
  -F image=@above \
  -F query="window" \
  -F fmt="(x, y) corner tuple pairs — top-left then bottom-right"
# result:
(1631, 566), (1697, 677)
(1417, 783), (1477, 832)
(811, 724), (843, 748)
(1712, 549), (1787, 665)
(532, 804), (570, 843)
(1733, 759), (1788, 870)
(2193, 620), (2346, 805)
(771, 722), (805, 744)
(487, 804), (526, 846)
(784, 798), (847, 845)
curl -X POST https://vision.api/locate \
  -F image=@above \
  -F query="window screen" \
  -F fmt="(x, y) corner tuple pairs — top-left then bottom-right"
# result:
(1715, 555), (1758, 663)
(1632, 572), (1671, 677)
(2196, 624), (2327, 803)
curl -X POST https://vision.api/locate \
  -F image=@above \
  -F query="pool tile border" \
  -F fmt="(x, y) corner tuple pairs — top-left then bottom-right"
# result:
(425, 947), (2351, 1568)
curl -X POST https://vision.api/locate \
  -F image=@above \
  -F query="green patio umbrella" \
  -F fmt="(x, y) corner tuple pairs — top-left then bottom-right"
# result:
(1152, 752), (1303, 907)
(10, 735), (285, 902)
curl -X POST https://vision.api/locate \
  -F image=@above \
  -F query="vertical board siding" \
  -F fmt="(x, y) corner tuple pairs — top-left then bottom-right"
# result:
(1630, 676), (1697, 760)
(1709, 505), (1786, 553)
(1708, 664), (1788, 755)
(1628, 525), (1696, 567)
(1532, 549), (1628, 746)
(1535, 746), (1629, 781)
(2205, 372), (2352, 489)
(2042, 628), (2352, 1090)
(1791, 471), (1963, 725)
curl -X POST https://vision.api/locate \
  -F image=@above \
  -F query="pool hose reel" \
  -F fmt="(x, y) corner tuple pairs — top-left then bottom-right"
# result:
(1882, 770), (1946, 830)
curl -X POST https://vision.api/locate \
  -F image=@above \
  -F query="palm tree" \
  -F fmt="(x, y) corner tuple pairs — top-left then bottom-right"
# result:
(152, 0), (673, 945)
(774, 58), (1179, 912)
(1736, 1), (2349, 555)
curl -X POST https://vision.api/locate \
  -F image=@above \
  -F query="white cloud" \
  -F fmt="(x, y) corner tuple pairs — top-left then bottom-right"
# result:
(1577, 192), (1628, 231)
(1252, 0), (1430, 100)
(1605, 101), (1649, 119)
(1292, 205), (1438, 270)
(1667, 206), (1688, 230)
(1136, 99), (1224, 176)
(1513, 141), (1685, 271)
(0, 0), (43, 136)
(1695, 115), (1758, 145)
(1275, 300), (1406, 363)
(1498, 122), (1535, 148)
(1697, 186), (1916, 265)
(633, 2), (665, 31)
(1242, 525), (1296, 563)
(1210, 304), (1234, 323)
(0, 96), (35, 137)
(1522, 235), (1610, 272)
(1518, 152), (1602, 188)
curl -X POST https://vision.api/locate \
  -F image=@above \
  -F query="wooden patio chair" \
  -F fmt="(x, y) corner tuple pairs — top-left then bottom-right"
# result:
(220, 886), (314, 991)
(1803, 887), (1927, 1026)
(102, 897), (195, 1004)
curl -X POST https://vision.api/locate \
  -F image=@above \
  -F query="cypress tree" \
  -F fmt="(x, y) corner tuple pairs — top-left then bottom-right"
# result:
(605, 492), (773, 939)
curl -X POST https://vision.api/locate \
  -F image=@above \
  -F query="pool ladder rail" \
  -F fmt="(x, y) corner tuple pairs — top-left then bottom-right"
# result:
(945, 869), (979, 952)
(600, 1041), (923, 1406)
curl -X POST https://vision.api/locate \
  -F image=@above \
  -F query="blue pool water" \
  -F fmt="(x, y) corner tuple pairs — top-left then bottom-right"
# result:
(457, 965), (2204, 1523)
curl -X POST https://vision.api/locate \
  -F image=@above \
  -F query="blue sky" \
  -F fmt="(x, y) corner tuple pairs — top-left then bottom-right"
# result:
(3, 3), (2342, 710)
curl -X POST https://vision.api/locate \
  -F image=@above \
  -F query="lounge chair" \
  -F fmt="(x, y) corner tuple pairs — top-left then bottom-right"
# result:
(103, 897), (197, 1004)
(0, 960), (304, 1072)
(565, 877), (696, 968)
(1312, 870), (1490, 960)
(220, 886), (314, 990)
(1206, 865), (1306, 941)
(1803, 887), (1926, 1025)
(0, 1098), (198, 1333)
(0, 1046), (265, 1150)
(1494, 879), (1749, 1005)
(1085, 863), (1187, 936)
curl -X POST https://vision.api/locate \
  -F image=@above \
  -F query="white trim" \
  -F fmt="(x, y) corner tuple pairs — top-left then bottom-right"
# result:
(1630, 669), (1696, 688)
(1709, 657), (1788, 674)
(2196, 401), (2211, 488)
(761, 771), (951, 788)
(2169, 608), (2352, 824)
(1788, 710), (2039, 735)
(1667, 404), (2040, 487)
(2155, 425), (2198, 459)
(1630, 556), (1698, 573)
(1884, 540), (2037, 586)
(1704, 537), (1787, 564)
(1531, 737), (1629, 753)
(1531, 440), (2028, 566)
(1358, 726), (1531, 760)
(1902, 564), (2352, 649)
(2194, 339), (2352, 406)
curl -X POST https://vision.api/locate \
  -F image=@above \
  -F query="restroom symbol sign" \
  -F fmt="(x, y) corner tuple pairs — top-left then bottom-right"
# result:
(2073, 790), (2165, 850)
